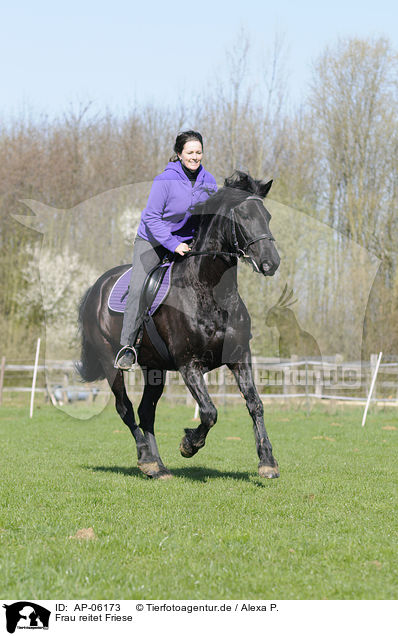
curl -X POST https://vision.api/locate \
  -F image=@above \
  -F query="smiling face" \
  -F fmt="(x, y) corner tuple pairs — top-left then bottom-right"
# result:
(178, 139), (203, 171)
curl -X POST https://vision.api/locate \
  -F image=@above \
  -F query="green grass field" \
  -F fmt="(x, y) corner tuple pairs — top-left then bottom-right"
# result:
(0, 401), (397, 599)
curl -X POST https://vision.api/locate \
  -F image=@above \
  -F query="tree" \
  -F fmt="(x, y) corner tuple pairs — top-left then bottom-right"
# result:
(309, 37), (398, 254)
(17, 245), (97, 352)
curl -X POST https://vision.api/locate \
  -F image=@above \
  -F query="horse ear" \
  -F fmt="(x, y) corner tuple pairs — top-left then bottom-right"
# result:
(258, 179), (273, 198)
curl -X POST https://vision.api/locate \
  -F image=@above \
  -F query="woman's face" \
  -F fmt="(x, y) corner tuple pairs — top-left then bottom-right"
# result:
(178, 140), (203, 170)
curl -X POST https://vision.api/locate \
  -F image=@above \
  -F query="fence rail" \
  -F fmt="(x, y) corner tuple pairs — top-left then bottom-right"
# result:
(1, 355), (398, 407)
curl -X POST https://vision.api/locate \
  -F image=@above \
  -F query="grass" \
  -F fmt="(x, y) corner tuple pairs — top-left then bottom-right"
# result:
(0, 401), (397, 599)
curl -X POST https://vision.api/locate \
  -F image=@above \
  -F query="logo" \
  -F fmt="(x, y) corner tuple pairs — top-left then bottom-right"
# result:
(2, 603), (51, 633)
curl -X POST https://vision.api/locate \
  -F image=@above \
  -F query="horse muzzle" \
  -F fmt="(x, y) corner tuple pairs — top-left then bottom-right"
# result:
(260, 259), (279, 276)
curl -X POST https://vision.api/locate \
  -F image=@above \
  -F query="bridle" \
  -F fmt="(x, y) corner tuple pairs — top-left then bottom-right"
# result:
(230, 195), (275, 272)
(184, 194), (275, 273)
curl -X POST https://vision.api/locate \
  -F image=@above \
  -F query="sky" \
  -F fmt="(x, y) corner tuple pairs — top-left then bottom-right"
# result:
(0, 0), (397, 120)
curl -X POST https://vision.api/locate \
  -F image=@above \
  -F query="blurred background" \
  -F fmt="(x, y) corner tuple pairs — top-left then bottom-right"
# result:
(1, 0), (397, 408)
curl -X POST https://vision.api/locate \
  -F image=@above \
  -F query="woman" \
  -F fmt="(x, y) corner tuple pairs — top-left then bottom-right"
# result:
(116, 130), (217, 369)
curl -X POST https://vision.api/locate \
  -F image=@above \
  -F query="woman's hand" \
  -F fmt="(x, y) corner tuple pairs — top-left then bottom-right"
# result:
(175, 243), (191, 256)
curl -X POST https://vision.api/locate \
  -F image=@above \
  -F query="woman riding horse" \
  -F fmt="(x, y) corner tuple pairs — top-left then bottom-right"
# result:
(77, 170), (280, 480)
(116, 130), (217, 369)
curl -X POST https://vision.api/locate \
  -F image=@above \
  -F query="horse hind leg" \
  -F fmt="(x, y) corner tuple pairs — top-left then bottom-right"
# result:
(100, 356), (164, 479)
(137, 369), (172, 480)
(178, 364), (217, 458)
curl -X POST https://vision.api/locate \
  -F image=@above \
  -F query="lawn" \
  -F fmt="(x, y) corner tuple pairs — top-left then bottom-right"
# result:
(0, 401), (397, 599)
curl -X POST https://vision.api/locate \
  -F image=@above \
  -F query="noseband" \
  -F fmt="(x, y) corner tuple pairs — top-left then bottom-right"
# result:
(184, 194), (275, 271)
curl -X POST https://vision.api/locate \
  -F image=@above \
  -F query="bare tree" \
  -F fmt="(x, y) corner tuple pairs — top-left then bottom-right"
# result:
(309, 37), (398, 253)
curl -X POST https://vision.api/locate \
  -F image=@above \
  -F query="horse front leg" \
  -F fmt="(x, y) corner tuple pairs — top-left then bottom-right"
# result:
(178, 364), (217, 458)
(227, 359), (279, 479)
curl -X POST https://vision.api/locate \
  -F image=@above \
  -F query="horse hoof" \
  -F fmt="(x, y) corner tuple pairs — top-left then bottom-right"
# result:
(258, 463), (280, 479)
(179, 428), (205, 458)
(179, 440), (197, 458)
(137, 461), (161, 478)
(138, 461), (173, 480)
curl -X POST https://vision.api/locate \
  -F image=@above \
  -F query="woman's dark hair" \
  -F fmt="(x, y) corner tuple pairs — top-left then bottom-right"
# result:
(170, 130), (203, 161)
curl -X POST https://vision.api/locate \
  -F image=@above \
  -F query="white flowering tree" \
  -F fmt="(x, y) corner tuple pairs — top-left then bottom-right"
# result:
(18, 245), (97, 351)
(14, 186), (152, 418)
(118, 206), (141, 247)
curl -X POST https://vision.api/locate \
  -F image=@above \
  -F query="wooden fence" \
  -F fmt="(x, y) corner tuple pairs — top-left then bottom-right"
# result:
(1, 354), (398, 407)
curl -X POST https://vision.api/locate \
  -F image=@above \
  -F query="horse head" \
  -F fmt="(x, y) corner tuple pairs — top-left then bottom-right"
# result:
(224, 171), (280, 276)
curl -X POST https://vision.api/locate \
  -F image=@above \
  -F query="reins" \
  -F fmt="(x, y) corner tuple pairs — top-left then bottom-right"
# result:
(184, 249), (239, 260)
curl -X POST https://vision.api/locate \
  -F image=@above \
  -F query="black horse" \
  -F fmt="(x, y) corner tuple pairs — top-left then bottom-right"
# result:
(77, 171), (281, 479)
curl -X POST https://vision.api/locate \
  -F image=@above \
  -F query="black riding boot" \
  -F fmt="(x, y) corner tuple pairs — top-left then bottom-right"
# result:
(115, 326), (143, 370)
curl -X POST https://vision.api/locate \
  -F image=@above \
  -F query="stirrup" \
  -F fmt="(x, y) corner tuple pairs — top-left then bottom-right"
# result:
(114, 345), (138, 370)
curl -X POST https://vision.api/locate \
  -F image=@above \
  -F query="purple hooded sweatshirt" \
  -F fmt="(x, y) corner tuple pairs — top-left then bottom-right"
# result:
(137, 160), (217, 252)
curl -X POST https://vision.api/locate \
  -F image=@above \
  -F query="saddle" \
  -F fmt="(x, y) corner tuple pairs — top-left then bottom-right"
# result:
(108, 259), (174, 316)
(108, 259), (175, 365)
(141, 260), (172, 315)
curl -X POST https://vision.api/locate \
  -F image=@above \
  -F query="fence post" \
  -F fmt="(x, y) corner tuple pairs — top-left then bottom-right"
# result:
(291, 355), (298, 394)
(30, 338), (41, 418)
(314, 365), (322, 397)
(0, 356), (6, 405)
(362, 352), (383, 427)
(282, 364), (289, 396)
(370, 354), (378, 401)
(305, 359), (310, 415)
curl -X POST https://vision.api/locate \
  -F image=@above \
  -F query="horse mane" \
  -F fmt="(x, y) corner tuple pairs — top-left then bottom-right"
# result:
(192, 171), (266, 217)
(223, 170), (266, 195)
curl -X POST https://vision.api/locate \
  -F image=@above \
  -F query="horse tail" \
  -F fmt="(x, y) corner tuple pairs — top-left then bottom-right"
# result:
(75, 288), (106, 382)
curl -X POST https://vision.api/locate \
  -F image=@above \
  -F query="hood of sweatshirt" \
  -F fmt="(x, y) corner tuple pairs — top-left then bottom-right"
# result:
(159, 160), (205, 182)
